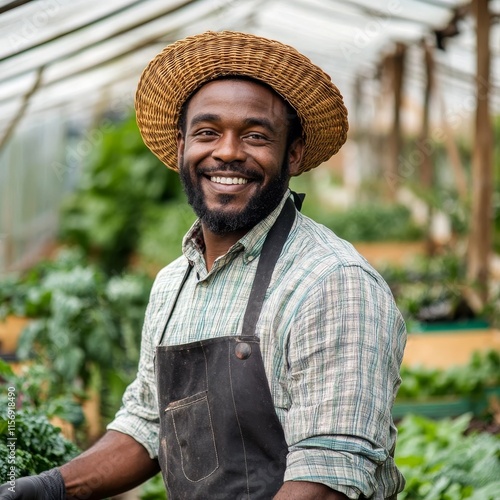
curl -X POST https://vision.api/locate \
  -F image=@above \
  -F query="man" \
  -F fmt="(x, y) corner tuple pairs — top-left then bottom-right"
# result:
(1, 31), (406, 499)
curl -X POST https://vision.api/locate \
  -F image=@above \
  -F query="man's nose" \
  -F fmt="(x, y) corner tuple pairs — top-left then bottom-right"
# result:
(212, 133), (246, 163)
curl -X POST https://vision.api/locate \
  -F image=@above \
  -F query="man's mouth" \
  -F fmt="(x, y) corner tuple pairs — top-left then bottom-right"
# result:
(210, 176), (249, 185)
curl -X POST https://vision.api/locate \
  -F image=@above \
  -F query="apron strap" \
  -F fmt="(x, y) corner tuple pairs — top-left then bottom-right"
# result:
(241, 196), (297, 337)
(157, 263), (192, 346)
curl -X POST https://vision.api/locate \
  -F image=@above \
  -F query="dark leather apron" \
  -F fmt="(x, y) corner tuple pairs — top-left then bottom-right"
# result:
(155, 197), (298, 500)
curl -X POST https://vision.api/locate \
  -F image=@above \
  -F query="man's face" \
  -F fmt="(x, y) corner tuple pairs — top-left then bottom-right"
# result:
(177, 79), (302, 234)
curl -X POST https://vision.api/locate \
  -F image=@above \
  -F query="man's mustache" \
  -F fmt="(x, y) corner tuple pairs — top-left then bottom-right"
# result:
(199, 163), (264, 181)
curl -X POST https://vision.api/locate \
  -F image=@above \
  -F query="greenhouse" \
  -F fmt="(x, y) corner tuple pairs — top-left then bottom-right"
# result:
(0, 0), (499, 499)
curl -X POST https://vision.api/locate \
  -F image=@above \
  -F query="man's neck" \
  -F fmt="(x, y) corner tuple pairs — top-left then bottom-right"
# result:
(202, 226), (248, 271)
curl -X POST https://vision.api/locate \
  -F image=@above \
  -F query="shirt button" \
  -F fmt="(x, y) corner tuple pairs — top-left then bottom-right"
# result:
(247, 255), (255, 262)
(234, 342), (252, 360)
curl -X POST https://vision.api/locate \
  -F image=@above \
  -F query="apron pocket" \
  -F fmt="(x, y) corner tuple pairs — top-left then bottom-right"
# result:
(165, 391), (219, 482)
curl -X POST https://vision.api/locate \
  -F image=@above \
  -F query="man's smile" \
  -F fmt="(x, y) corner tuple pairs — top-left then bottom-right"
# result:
(202, 173), (254, 195)
(209, 176), (249, 185)
(200, 165), (261, 193)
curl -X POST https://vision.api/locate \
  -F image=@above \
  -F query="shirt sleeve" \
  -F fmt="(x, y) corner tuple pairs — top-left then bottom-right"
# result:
(283, 264), (407, 498)
(106, 287), (161, 459)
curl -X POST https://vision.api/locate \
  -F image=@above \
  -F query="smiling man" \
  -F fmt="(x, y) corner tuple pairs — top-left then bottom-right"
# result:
(0, 31), (406, 500)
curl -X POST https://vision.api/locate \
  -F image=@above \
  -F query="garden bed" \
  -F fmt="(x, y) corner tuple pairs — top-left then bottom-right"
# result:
(403, 327), (500, 369)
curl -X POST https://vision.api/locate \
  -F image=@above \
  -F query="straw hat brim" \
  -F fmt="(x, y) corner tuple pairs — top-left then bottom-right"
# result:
(135, 31), (349, 175)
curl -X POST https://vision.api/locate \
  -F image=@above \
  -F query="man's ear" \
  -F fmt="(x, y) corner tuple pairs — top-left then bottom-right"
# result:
(287, 137), (304, 176)
(176, 129), (185, 167)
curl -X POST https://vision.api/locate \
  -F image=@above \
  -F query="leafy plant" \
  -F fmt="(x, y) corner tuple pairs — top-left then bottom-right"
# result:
(0, 384), (80, 482)
(396, 413), (500, 500)
(1, 248), (153, 425)
(397, 350), (500, 400)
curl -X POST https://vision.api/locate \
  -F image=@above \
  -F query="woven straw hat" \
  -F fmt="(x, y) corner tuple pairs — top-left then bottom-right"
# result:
(135, 30), (348, 175)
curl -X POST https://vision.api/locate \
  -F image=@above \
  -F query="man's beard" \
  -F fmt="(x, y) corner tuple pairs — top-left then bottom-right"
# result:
(179, 159), (290, 234)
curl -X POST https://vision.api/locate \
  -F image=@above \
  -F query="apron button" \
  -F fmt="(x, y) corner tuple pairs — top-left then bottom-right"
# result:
(235, 342), (252, 360)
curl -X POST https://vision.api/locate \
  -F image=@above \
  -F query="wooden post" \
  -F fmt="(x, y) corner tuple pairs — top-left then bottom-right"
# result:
(467, 0), (493, 304)
(387, 43), (406, 198)
(419, 40), (436, 253)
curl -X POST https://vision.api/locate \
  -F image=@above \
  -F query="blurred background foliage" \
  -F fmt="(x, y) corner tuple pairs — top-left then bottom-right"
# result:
(59, 114), (185, 274)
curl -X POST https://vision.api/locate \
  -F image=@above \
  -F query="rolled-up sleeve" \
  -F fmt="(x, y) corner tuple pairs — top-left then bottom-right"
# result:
(107, 290), (161, 459)
(283, 264), (406, 498)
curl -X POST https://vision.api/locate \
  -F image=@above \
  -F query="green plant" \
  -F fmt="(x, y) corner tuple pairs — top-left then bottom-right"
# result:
(396, 413), (500, 500)
(140, 473), (167, 500)
(136, 200), (195, 271)
(0, 377), (80, 482)
(301, 202), (423, 242)
(0, 410), (80, 482)
(60, 113), (184, 273)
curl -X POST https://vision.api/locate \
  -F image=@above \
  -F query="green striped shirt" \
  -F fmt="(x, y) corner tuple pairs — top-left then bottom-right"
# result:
(108, 192), (406, 498)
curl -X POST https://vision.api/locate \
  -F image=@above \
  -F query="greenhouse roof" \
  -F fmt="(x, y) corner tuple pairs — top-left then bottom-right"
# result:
(0, 0), (499, 138)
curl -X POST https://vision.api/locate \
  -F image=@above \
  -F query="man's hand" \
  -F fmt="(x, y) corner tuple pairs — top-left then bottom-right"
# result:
(0, 469), (65, 500)
(0, 477), (40, 499)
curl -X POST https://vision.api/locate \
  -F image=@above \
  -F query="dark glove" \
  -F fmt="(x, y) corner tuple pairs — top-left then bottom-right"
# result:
(0, 468), (65, 500)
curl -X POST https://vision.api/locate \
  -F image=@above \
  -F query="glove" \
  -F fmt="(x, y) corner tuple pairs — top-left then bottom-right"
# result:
(0, 468), (65, 500)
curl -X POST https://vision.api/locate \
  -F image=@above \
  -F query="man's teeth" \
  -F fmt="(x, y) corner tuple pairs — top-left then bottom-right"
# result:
(210, 176), (248, 185)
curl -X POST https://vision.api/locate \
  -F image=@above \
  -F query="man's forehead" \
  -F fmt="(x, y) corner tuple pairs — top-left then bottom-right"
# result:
(186, 77), (286, 108)
(184, 78), (289, 121)
(196, 75), (279, 93)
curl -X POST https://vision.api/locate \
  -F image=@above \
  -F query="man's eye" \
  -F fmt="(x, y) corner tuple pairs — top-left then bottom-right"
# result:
(192, 130), (218, 139)
(246, 134), (266, 141)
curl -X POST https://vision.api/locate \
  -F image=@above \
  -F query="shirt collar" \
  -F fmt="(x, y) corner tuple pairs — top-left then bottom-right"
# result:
(182, 190), (291, 269)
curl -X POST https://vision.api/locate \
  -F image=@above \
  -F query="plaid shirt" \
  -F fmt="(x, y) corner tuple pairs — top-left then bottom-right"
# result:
(108, 192), (406, 499)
